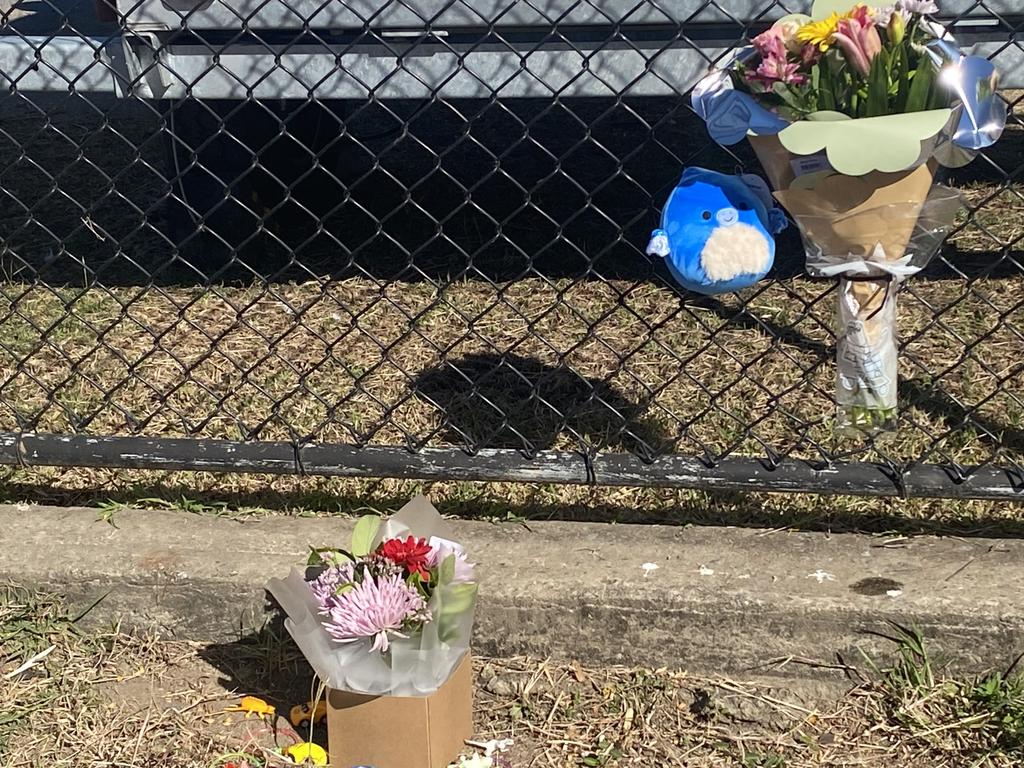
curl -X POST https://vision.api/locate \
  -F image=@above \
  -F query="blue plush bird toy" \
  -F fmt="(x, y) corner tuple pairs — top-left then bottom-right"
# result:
(647, 167), (788, 295)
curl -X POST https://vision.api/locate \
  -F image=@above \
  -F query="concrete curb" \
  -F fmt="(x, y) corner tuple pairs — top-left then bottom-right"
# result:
(10, 504), (1024, 686)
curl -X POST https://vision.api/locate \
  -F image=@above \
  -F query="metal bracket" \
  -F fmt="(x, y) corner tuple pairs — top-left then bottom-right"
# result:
(119, 32), (173, 98)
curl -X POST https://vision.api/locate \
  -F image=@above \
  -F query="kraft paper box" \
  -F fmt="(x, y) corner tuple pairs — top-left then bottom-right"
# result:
(327, 653), (473, 768)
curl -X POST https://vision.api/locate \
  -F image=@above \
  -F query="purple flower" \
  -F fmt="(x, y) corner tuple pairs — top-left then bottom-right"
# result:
(309, 562), (355, 606)
(318, 570), (430, 653)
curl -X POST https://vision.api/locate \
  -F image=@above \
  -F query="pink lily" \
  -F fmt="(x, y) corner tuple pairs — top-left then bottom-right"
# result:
(833, 5), (883, 77)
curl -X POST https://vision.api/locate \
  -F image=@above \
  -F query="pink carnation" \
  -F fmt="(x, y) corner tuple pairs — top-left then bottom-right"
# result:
(426, 536), (476, 584)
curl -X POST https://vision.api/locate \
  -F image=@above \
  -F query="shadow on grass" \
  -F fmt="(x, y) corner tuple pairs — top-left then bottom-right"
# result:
(197, 608), (318, 727)
(699, 295), (1024, 463)
(412, 352), (672, 458)
(2, 472), (1024, 538)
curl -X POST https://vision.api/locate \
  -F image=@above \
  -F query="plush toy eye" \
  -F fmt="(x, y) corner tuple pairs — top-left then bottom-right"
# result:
(701, 210), (712, 220)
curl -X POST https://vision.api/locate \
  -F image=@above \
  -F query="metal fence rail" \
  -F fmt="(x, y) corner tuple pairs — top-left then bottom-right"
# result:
(0, 0), (1021, 499)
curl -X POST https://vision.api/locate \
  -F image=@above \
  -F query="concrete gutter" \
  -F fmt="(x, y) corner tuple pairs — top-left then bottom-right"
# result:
(7, 504), (1024, 687)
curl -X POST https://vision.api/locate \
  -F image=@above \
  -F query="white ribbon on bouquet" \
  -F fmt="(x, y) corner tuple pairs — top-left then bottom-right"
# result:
(810, 243), (923, 281)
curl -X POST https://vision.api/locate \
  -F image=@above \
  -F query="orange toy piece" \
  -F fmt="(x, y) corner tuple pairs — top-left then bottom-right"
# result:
(225, 696), (277, 718)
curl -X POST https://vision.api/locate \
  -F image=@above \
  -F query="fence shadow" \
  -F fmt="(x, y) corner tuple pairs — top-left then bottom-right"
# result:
(4, 471), (1024, 537)
(699, 295), (1024, 461)
(412, 352), (671, 458)
(0, 95), (1019, 287)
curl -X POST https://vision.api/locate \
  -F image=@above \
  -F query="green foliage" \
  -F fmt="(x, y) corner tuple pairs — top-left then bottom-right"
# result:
(306, 546), (354, 566)
(905, 52), (936, 113)
(580, 737), (623, 767)
(438, 553), (456, 586)
(349, 514), (381, 558)
(865, 49), (890, 117)
(742, 752), (787, 768)
(434, 582), (478, 644)
(865, 623), (1024, 759)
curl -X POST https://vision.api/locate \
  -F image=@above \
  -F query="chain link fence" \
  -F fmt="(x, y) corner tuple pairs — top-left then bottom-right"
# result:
(0, 0), (1021, 499)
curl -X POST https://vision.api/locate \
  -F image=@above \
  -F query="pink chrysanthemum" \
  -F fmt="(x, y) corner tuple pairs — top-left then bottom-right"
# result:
(319, 570), (430, 653)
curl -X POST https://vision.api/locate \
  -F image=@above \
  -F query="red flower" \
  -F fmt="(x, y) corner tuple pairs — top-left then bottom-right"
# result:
(377, 536), (433, 579)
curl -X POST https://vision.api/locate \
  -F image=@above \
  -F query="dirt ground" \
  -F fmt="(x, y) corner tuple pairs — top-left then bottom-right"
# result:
(2, 586), (1023, 768)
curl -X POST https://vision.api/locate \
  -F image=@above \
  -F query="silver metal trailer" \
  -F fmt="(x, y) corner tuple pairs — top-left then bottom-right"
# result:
(1, 1), (1020, 98)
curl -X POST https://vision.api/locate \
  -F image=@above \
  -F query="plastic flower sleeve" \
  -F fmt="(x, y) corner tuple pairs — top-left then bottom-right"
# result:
(781, 184), (963, 433)
(266, 496), (477, 697)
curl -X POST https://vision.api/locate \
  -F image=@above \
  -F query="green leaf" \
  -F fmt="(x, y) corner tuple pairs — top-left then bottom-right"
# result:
(926, 71), (951, 110)
(772, 81), (807, 113)
(893, 45), (910, 113)
(865, 50), (889, 117)
(905, 54), (934, 113)
(438, 553), (456, 587)
(350, 515), (381, 558)
(435, 583), (478, 645)
(307, 546), (336, 566)
(817, 58), (837, 112)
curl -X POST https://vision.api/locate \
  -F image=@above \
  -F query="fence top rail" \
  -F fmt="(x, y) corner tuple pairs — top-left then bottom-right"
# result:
(112, 0), (1019, 32)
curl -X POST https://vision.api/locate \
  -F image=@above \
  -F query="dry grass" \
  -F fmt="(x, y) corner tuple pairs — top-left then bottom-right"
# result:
(4, 465), (1024, 537)
(3, 587), (1023, 768)
(1, 270), (1022, 466)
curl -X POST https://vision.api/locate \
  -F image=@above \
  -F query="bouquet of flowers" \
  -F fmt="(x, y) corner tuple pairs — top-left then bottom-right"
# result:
(267, 496), (477, 697)
(692, 0), (1005, 435)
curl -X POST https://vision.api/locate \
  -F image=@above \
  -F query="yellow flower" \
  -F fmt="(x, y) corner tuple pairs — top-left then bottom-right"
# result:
(796, 12), (842, 51)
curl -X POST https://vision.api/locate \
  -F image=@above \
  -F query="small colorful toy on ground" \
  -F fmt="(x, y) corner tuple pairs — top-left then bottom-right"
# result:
(283, 741), (329, 765)
(289, 700), (327, 729)
(225, 696), (276, 719)
(647, 167), (788, 296)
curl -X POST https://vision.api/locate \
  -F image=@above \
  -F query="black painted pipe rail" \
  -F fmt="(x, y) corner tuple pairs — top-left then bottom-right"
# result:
(2, 433), (1021, 500)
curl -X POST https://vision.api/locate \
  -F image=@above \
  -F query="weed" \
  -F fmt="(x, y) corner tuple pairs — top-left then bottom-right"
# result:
(742, 752), (786, 768)
(95, 499), (126, 528)
(865, 623), (1024, 760)
(137, 495), (230, 516)
(580, 736), (622, 767)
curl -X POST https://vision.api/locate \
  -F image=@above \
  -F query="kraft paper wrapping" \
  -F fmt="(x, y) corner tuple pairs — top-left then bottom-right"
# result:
(749, 138), (941, 432)
(267, 496), (476, 697)
(772, 167), (935, 267)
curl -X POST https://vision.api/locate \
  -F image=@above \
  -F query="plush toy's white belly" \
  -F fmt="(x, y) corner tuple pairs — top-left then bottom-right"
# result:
(699, 222), (771, 282)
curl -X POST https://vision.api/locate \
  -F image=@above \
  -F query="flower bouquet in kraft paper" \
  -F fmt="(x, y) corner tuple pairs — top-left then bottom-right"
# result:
(267, 495), (477, 768)
(692, 0), (1005, 435)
